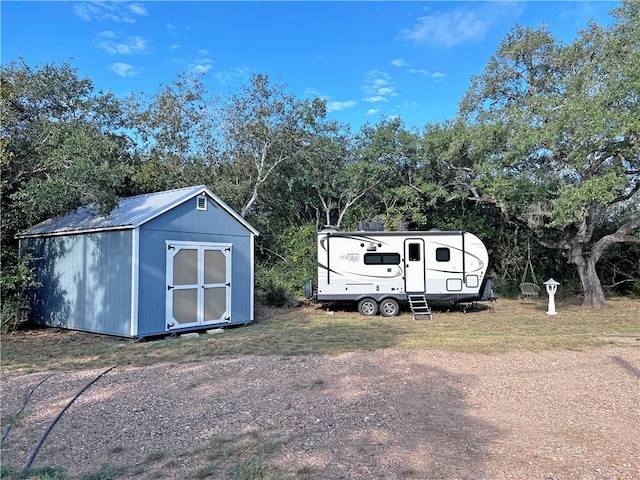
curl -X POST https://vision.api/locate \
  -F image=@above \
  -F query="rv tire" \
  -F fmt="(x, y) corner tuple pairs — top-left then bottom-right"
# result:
(358, 298), (379, 316)
(380, 298), (400, 317)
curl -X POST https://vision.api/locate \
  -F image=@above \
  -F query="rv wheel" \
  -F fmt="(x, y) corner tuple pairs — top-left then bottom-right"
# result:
(358, 298), (379, 316)
(380, 298), (400, 317)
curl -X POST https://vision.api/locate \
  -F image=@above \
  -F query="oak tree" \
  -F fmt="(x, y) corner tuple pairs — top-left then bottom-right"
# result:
(458, 1), (640, 307)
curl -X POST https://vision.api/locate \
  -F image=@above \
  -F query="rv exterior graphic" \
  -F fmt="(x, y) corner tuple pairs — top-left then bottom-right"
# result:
(316, 226), (492, 316)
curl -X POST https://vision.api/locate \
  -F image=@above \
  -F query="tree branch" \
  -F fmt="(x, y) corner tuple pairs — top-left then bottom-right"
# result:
(591, 216), (640, 264)
(608, 178), (640, 205)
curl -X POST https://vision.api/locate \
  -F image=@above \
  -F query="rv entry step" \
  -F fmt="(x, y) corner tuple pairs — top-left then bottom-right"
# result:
(407, 294), (432, 320)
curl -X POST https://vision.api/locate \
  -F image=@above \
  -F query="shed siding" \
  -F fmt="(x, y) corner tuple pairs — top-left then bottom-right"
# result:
(20, 189), (257, 338)
(23, 230), (133, 336)
(150, 197), (251, 237)
(136, 196), (254, 336)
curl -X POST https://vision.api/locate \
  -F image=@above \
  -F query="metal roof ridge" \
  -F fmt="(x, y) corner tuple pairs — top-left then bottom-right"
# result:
(17, 185), (258, 239)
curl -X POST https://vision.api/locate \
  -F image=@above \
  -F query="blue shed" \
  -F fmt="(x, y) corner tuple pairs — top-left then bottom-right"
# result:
(17, 185), (259, 338)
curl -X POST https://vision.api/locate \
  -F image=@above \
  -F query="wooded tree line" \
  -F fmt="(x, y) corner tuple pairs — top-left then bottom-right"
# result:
(2, 2), (639, 329)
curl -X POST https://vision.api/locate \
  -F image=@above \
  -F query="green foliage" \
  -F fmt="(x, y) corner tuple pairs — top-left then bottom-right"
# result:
(257, 277), (289, 307)
(456, 2), (640, 306)
(598, 242), (640, 296)
(255, 224), (317, 305)
(1, 59), (131, 328)
(1, 250), (40, 333)
(124, 72), (215, 195)
(216, 74), (324, 217)
(1, 60), (130, 231)
(2, 3), (639, 325)
(551, 170), (626, 226)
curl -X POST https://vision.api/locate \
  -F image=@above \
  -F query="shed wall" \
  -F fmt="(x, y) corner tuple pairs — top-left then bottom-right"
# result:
(136, 196), (255, 336)
(22, 230), (133, 336)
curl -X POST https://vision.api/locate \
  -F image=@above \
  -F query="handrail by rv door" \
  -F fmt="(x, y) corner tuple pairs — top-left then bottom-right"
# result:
(326, 233), (331, 285)
(461, 232), (466, 281)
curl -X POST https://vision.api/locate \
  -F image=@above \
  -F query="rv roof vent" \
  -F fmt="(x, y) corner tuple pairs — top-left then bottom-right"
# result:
(320, 225), (339, 232)
(358, 221), (384, 232)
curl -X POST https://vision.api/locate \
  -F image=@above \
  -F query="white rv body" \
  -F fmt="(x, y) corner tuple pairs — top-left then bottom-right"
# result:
(317, 227), (490, 312)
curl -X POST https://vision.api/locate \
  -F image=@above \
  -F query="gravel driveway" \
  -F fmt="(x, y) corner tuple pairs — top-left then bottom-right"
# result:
(1, 345), (639, 479)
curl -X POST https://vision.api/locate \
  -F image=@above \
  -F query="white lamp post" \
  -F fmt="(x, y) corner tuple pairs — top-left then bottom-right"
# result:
(543, 278), (560, 316)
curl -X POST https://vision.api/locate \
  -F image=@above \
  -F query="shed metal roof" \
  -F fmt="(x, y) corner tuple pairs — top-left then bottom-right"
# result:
(17, 185), (259, 239)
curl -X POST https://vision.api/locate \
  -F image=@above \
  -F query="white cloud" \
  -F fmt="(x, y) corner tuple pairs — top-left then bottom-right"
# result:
(366, 108), (380, 116)
(391, 59), (407, 67)
(190, 59), (213, 74)
(212, 67), (252, 83)
(399, 2), (522, 49)
(94, 31), (150, 55)
(73, 3), (95, 21)
(74, 1), (147, 23)
(401, 10), (489, 48)
(363, 70), (397, 101)
(409, 68), (429, 76)
(127, 3), (148, 17)
(170, 49), (215, 76)
(364, 96), (387, 103)
(110, 62), (142, 77)
(326, 100), (357, 113)
(304, 87), (322, 98)
(407, 68), (447, 81)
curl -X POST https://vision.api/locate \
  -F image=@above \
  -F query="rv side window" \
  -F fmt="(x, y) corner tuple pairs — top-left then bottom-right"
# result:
(408, 243), (421, 261)
(364, 253), (401, 265)
(436, 247), (450, 262)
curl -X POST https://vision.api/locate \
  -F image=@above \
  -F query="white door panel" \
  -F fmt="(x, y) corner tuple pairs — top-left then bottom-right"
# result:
(166, 242), (232, 331)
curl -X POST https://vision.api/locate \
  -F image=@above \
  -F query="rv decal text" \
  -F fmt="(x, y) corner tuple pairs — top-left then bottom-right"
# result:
(340, 254), (360, 262)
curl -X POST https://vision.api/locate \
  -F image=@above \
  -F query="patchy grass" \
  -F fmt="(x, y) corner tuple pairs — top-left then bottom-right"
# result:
(189, 431), (287, 479)
(0, 297), (638, 480)
(0, 465), (67, 480)
(1, 297), (638, 374)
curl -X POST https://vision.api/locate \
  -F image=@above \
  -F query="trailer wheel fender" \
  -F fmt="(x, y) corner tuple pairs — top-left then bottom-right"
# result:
(379, 298), (400, 317)
(358, 298), (379, 316)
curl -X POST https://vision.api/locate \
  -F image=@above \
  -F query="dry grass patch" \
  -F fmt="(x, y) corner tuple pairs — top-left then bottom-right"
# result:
(1, 297), (638, 374)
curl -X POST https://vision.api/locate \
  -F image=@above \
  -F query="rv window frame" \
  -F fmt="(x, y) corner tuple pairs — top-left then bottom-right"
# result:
(363, 253), (401, 265)
(408, 243), (421, 262)
(435, 247), (451, 262)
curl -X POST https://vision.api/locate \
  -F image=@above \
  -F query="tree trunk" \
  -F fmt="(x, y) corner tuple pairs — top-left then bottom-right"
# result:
(573, 255), (607, 309)
(572, 217), (640, 309)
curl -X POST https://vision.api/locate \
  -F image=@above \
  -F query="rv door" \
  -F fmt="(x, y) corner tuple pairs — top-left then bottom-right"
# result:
(404, 239), (426, 293)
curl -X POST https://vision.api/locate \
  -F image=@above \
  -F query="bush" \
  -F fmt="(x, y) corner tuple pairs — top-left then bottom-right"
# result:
(255, 223), (317, 306)
(1, 249), (40, 333)
(259, 278), (289, 307)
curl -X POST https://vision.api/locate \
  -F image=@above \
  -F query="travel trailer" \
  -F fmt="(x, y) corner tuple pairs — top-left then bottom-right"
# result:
(314, 225), (493, 317)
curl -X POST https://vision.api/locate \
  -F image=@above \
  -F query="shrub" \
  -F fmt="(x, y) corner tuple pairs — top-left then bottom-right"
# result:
(255, 223), (317, 306)
(260, 278), (289, 307)
(1, 249), (40, 333)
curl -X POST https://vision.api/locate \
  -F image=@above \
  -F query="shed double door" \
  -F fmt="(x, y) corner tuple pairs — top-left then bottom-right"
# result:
(166, 241), (232, 331)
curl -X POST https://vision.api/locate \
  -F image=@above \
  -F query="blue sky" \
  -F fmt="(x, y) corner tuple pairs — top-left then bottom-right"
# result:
(2, 1), (618, 131)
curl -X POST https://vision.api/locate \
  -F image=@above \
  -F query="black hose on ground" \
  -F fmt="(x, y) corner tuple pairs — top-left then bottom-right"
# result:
(2, 373), (56, 442)
(24, 366), (116, 470)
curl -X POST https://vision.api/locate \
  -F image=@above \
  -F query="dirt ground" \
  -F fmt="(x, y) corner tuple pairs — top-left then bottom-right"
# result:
(1, 339), (639, 480)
